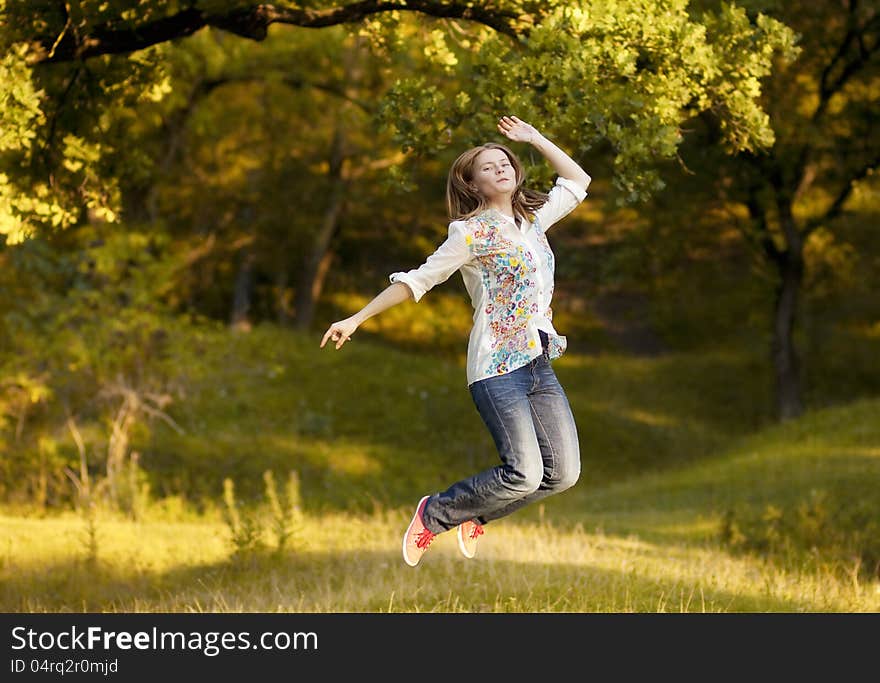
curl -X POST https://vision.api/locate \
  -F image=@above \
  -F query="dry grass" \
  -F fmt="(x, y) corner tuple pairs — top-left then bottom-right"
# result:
(3, 507), (877, 613)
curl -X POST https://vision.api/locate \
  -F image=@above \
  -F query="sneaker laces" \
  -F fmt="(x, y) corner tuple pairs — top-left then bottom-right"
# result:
(415, 528), (436, 549)
(468, 522), (484, 540)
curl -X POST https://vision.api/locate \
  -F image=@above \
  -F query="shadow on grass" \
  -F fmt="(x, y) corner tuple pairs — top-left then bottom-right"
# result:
(145, 327), (880, 539)
(1, 545), (820, 614)
(148, 347), (776, 515)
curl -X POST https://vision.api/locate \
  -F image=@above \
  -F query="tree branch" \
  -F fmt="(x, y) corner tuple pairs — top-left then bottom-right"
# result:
(31, 2), (527, 64)
(744, 186), (784, 267)
(804, 152), (880, 236)
(814, 7), (879, 123)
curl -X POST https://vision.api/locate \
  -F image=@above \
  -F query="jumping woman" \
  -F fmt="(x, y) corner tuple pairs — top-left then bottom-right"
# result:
(320, 115), (591, 566)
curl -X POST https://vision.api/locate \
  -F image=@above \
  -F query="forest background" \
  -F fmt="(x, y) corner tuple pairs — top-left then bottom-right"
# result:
(1, 1), (878, 612)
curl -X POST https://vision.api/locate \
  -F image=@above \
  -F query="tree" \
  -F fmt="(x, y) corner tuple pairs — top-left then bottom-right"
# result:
(2, 1), (796, 235)
(749, 0), (878, 419)
(134, 25), (407, 328)
(2, 0), (800, 409)
(676, 0), (879, 419)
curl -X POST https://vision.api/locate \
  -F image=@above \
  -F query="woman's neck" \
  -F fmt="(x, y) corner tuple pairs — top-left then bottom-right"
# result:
(486, 200), (514, 217)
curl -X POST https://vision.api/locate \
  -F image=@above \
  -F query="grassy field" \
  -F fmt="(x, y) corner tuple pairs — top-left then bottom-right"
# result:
(2, 495), (877, 613)
(2, 325), (879, 612)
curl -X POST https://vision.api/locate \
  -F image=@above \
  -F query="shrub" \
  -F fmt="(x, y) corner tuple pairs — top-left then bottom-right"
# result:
(720, 490), (880, 579)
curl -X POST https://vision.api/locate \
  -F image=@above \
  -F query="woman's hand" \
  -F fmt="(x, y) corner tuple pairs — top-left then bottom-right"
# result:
(320, 316), (359, 350)
(497, 115), (542, 144)
(500, 115), (591, 191)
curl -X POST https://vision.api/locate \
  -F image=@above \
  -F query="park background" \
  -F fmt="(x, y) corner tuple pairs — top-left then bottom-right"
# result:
(1, 1), (878, 612)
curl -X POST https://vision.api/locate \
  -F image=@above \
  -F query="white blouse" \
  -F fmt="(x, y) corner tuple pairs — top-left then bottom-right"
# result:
(390, 176), (589, 386)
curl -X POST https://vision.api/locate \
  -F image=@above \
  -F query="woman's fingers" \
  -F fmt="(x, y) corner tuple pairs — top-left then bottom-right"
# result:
(320, 327), (334, 348)
(320, 324), (353, 349)
(498, 115), (530, 140)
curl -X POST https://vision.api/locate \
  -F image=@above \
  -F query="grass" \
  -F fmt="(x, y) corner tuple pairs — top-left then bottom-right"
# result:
(2, 324), (879, 612)
(2, 505), (877, 613)
(142, 324), (781, 509)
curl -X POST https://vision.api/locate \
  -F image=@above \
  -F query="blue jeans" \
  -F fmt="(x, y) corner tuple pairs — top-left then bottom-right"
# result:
(421, 344), (581, 533)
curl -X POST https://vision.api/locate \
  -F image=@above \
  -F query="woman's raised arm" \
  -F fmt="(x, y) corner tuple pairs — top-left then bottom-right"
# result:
(497, 116), (591, 191)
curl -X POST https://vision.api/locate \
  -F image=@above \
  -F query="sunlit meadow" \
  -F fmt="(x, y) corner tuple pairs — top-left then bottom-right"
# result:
(3, 327), (879, 613)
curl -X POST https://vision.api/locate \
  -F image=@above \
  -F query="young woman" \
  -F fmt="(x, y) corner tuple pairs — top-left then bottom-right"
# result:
(320, 116), (591, 566)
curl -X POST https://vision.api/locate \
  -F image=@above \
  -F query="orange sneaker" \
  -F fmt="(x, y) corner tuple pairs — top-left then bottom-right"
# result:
(402, 496), (436, 567)
(457, 519), (484, 559)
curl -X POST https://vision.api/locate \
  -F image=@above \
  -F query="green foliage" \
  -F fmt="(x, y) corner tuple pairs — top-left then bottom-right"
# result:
(0, 45), (44, 152)
(1, 0), (173, 235)
(378, 0), (797, 203)
(0, 45), (68, 242)
(222, 477), (264, 558)
(0, 223), (188, 509)
(699, 3), (798, 151)
(221, 471), (303, 559)
(263, 469), (303, 553)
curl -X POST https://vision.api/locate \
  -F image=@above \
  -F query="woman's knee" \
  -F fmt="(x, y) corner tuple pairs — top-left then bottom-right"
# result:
(548, 461), (580, 492)
(500, 461), (544, 495)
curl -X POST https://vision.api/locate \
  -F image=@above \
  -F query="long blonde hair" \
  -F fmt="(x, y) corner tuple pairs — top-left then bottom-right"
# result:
(446, 142), (549, 221)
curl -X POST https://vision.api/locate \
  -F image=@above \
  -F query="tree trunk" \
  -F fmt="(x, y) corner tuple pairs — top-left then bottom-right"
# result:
(230, 247), (256, 331)
(771, 247), (805, 421)
(275, 268), (293, 325)
(294, 126), (346, 331)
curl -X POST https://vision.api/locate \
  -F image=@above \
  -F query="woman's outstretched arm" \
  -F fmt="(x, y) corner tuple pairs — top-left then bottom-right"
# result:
(320, 281), (413, 350)
(498, 116), (591, 191)
(322, 216), (471, 351)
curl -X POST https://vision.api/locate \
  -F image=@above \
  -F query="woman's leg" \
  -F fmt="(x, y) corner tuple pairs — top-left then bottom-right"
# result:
(420, 363), (545, 533)
(421, 356), (580, 533)
(478, 357), (581, 524)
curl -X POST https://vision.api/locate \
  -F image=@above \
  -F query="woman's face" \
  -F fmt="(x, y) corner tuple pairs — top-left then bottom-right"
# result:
(471, 148), (516, 202)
